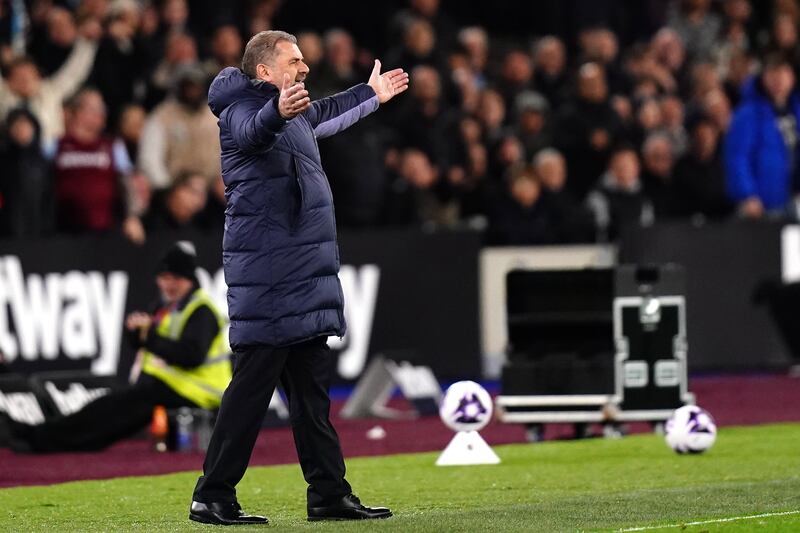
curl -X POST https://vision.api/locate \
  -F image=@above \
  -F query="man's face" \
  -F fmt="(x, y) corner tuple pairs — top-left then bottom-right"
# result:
(763, 64), (795, 105)
(259, 41), (309, 87)
(170, 176), (208, 221)
(177, 79), (206, 109)
(156, 272), (194, 304)
(411, 66), (441, 102)
(9, 115), (36, 147)
(73, 92), (107, 136)
(578, 65), (608, 103)
(213, 26), (242, 62)
(536, 156), (566, 191)
(611, 151), (640, 189)
(8, 63), (41, 98)
(643, 140), (673, 177)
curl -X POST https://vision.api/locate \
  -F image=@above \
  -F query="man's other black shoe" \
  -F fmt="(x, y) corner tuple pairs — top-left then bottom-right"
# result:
(307, 494), (392, 521)
(188, 501), (268, 525)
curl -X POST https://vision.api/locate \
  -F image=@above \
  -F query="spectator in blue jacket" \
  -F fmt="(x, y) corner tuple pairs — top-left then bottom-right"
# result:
(724, 53), (800, 219)
(189, 30), (408, 526)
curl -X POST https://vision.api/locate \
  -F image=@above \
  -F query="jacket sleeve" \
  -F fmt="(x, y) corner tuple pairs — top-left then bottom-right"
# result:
(304, 83), (379, 139)
(143, 306), (220, 368)
(225, 97), (289, 153)
(137, 116), (170, 188)
(723, 106), (759, 202)
(42, 37), (99, 102)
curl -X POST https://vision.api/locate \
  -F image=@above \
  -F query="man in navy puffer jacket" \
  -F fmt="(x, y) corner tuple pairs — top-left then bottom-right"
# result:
(190, 31), (408, 526)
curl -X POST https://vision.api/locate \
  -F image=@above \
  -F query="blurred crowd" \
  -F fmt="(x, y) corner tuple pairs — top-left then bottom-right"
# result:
(2, 0), (800, 245)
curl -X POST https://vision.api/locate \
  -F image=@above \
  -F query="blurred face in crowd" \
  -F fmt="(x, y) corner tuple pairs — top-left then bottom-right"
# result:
(80, 0), (110, 19)
(762, 63), (795, 107)
(258, 39), (309, 86)
(510, 172), (541, 208)
(637, 99), (663, 131)
(691, 62), (721, 99)
(703, 89), (731, 131)
(497, 136), (524, 166)
(411, 0), (440, 17)
(578, 63), (608, 103)
(502, 50), (533, 85)
(692, 120), (719, 160)
(774, 15), (798, 49)
(459, 27), (488, 71)
(297, 32), (323, 68)
(156, 272), (194, 304)
(405, 19), (435, 57)
(324, 30), (355, 71)
(727, 51), (754, 86)
(128, 170), (152, 214)
(168, 174), (208, 223)
(108, 4), (141, 40)
(7, 61), (41, 98)
(775, 0), (799, 19)
(633, 78), (659, 100)
(611, 95), (633, 123)
(610, 150), (640, 189)
(71, 90), (107, 139)
(660, 95), (684, 129)
(118, 104), (145, 143)
(642, 136), (674, 178)
(535, 37), (565, 76)
(519, 109), (545, 134)
(177, 79), (207, 110)
(476, 89), (505, 131)
(162, 0), (188, 26)
(212, 25), (243, 64)
(651, 29), (685, 72)
(460, 117), (482, 144)
(581, 28), (618, 64)
(166, 33), (198, 65)
(47, 7), (77, 47)
(724, 0), (751, 23)
(400, 150), (437, 189)
(410, 65), (441, 103)
(684, 0), (711, 13)
(468, 143), (487, 177)
(534, 151), (566, 191)
(8, 114), (37, 147)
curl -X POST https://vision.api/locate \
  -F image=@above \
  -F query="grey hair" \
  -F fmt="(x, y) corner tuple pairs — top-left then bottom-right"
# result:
(532, 148), (564, 167)
(642, 132), (673, 155)
(241, 30), (297, 78)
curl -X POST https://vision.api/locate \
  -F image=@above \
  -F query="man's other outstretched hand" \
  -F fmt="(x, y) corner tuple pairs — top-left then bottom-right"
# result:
(278, 73), (311, 119)
(368, 60), (410, 104)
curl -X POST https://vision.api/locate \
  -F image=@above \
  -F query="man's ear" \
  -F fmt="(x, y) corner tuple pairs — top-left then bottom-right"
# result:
(256, 63), (271, 82)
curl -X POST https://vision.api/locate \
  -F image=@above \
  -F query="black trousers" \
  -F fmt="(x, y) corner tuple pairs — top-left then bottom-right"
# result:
(18, 375), (193, 452)
(192, 336), (351, 507)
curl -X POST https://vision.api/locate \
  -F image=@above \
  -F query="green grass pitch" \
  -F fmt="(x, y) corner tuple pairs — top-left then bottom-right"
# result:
(1, 423), (798, 532)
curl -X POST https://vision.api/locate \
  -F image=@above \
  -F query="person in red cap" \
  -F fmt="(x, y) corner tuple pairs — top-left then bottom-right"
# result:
(0, 241), (231, 452)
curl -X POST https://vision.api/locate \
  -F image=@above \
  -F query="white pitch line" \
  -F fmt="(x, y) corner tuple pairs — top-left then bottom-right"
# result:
(618, 510), (800, 531)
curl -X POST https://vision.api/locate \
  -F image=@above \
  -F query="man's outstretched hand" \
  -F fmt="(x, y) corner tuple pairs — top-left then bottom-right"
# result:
(278, 73), (311, 119)
(368, 60), (410, 104)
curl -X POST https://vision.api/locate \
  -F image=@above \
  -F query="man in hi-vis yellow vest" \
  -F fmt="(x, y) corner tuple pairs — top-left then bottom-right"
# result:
(0, 241), (231, 453)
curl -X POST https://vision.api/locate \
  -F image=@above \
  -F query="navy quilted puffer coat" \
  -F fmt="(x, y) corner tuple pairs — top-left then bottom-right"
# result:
(207, 67), (378, 348)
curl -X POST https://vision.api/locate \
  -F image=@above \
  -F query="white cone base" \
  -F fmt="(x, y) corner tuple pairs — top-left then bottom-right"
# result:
(435, 430), (501, 466)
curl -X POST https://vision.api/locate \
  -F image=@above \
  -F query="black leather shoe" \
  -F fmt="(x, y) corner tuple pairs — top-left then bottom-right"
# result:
(307, 494), (392, 521)
(188, 501), (268, 525)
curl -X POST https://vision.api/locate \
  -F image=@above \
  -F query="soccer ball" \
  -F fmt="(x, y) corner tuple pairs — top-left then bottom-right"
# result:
(665, 405), (717, 454)
(439, 380), (493, 433)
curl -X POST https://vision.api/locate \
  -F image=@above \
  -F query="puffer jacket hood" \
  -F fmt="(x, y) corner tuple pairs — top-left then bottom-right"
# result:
(208, 67), (277, 118)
